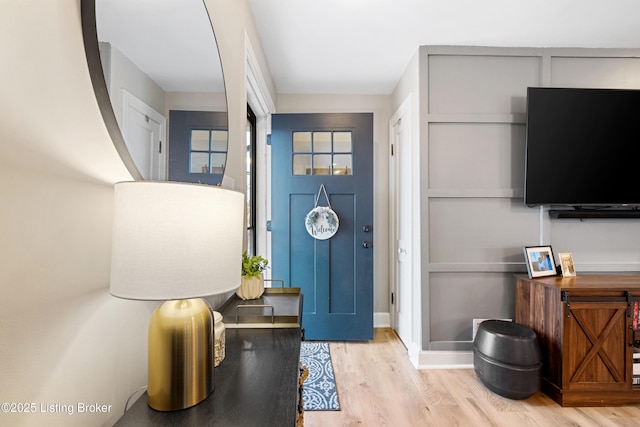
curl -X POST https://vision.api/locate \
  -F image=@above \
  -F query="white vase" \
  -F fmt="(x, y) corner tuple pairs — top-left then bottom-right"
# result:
(213, 311), (225, 367)
(236, 274), (265, 300)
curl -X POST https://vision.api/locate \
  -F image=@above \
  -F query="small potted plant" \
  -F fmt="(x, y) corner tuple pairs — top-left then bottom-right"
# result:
(236, 251), (269, 300)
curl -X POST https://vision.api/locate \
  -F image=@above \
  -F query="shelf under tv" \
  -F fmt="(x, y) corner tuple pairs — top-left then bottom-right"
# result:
(549, 208), (640, 219)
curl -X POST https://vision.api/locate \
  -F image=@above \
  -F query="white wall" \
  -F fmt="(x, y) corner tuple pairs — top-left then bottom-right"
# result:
(391, 49), (419, 112)
(0, 1), (157, 426)
(205, 0), (276, 192)
(105, 43), (166, 129)
(165, 92), (227, 113)
(0, 0), (268, 425)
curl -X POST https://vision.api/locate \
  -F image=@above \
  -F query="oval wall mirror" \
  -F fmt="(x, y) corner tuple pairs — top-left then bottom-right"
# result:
(81, 0), (228, 184)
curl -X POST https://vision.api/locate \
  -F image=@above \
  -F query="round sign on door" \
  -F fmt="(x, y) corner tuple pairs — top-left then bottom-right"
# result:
(305, 184), (339, 240)
(305, 206), (339, 239)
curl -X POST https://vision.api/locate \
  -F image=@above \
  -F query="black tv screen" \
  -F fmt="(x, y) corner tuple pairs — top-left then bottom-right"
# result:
(524, 87), (640, 207)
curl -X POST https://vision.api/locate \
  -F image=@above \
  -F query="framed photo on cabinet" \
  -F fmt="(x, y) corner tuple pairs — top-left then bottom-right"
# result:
(558, 252), (576, 277)
(523, 245), (557, 278)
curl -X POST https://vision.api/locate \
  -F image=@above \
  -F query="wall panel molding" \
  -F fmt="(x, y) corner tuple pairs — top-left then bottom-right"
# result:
(421, 45), (640, 349)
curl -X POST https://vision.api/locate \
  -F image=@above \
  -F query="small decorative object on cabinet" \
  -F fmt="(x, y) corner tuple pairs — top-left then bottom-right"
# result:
(558, 252), (576, 277)
(213, 311), (225, 367)
(523, 245), (557, 278)
(237, 252), (269, 300)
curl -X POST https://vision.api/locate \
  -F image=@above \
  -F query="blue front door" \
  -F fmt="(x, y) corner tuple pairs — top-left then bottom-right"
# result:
(271, 113), (373, 340)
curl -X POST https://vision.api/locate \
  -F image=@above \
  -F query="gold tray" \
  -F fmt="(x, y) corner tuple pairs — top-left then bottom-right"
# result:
(219, 283), (302, 329)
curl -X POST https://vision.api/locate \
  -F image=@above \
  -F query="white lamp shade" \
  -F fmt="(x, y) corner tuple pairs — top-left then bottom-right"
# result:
(110, 181), (244, 300)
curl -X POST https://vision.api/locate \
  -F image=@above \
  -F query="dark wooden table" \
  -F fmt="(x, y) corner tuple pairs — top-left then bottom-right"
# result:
(114, 327), (302, 426)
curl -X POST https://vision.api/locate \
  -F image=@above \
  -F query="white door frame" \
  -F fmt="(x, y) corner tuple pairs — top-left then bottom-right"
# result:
(121, 90), (166, 180)
(389, 93), (422, 366)
(245, 34), (276, 269)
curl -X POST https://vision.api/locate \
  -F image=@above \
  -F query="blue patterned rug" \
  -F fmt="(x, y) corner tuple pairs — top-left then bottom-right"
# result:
(299, 341), (340, 411)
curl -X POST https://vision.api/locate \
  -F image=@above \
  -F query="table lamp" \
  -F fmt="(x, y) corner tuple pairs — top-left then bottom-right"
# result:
(109, 181), (244, 411)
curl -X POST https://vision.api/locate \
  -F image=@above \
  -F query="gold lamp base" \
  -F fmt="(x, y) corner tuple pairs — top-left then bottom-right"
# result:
(147, 298), (214, 411)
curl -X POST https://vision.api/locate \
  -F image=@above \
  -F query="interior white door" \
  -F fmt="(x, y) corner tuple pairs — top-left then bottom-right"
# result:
(392, 114), (413, 348)
(122, 90), (166, 180)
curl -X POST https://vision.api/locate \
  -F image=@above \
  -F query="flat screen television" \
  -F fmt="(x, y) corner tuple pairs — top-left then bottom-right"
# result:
(524, 87), (640, 208)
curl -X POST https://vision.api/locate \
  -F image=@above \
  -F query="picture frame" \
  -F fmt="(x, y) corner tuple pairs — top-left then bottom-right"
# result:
(558, 252), (577, 277)
(523, 245), (557, 278)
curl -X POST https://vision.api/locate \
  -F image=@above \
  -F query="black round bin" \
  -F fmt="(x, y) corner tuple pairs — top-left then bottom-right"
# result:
(473, 320), (542, 400)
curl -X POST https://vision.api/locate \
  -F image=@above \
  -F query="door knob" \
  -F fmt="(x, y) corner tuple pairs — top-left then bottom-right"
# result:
(362, 240), (372, 249)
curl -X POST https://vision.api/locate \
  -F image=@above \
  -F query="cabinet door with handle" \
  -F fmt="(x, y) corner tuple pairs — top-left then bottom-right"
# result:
(563, 300), (629, 390)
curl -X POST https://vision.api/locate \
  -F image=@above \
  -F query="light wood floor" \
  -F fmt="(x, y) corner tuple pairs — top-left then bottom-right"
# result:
(303, 328), (640, 427)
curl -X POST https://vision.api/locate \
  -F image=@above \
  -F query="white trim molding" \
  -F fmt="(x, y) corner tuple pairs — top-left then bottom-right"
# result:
(245, 32), (275, 264)
(374, 312), (391, 328)
(245, 32), (276, 117)
(417, 350), (474, 370)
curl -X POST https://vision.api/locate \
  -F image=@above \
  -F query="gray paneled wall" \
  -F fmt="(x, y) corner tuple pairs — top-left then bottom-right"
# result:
(421, 46), (640, 350)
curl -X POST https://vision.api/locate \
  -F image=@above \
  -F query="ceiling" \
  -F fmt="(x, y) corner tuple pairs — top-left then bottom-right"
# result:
(247, 0), (640, 94)
(96, 1), (640, 96)
(96, 0), (224, 93)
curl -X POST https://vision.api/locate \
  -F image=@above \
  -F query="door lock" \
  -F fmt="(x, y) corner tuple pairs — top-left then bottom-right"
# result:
(363, 225), (371, 232)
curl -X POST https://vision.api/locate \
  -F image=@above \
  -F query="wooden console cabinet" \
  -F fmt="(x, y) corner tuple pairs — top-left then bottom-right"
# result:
(114, 328), (302, 426)
(516, 274), (640, 406)
(113, 290), (304, 426)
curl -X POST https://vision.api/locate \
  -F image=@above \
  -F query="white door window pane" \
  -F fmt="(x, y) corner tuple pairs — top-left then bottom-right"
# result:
(293, 132), (312, 152)
(211, 130), (228, 151)
(190, 152), (210, 173)
(313, 132), (332, 152)
(293, 154), (312, 175)
(191, 130), (210, 151)
(210, 153), (226, 174)
(313, 154), (332, 175)
(333, 132), (352, 152)
(332, 154), (352, 175)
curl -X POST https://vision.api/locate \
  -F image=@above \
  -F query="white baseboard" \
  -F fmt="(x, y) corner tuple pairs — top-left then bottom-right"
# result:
(373, 313), (473, 369)
(374, 312), (390, 328)
(406, 342), (422, 368)
(417, 350), (474, 370)
(372, 314), (473, 370)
